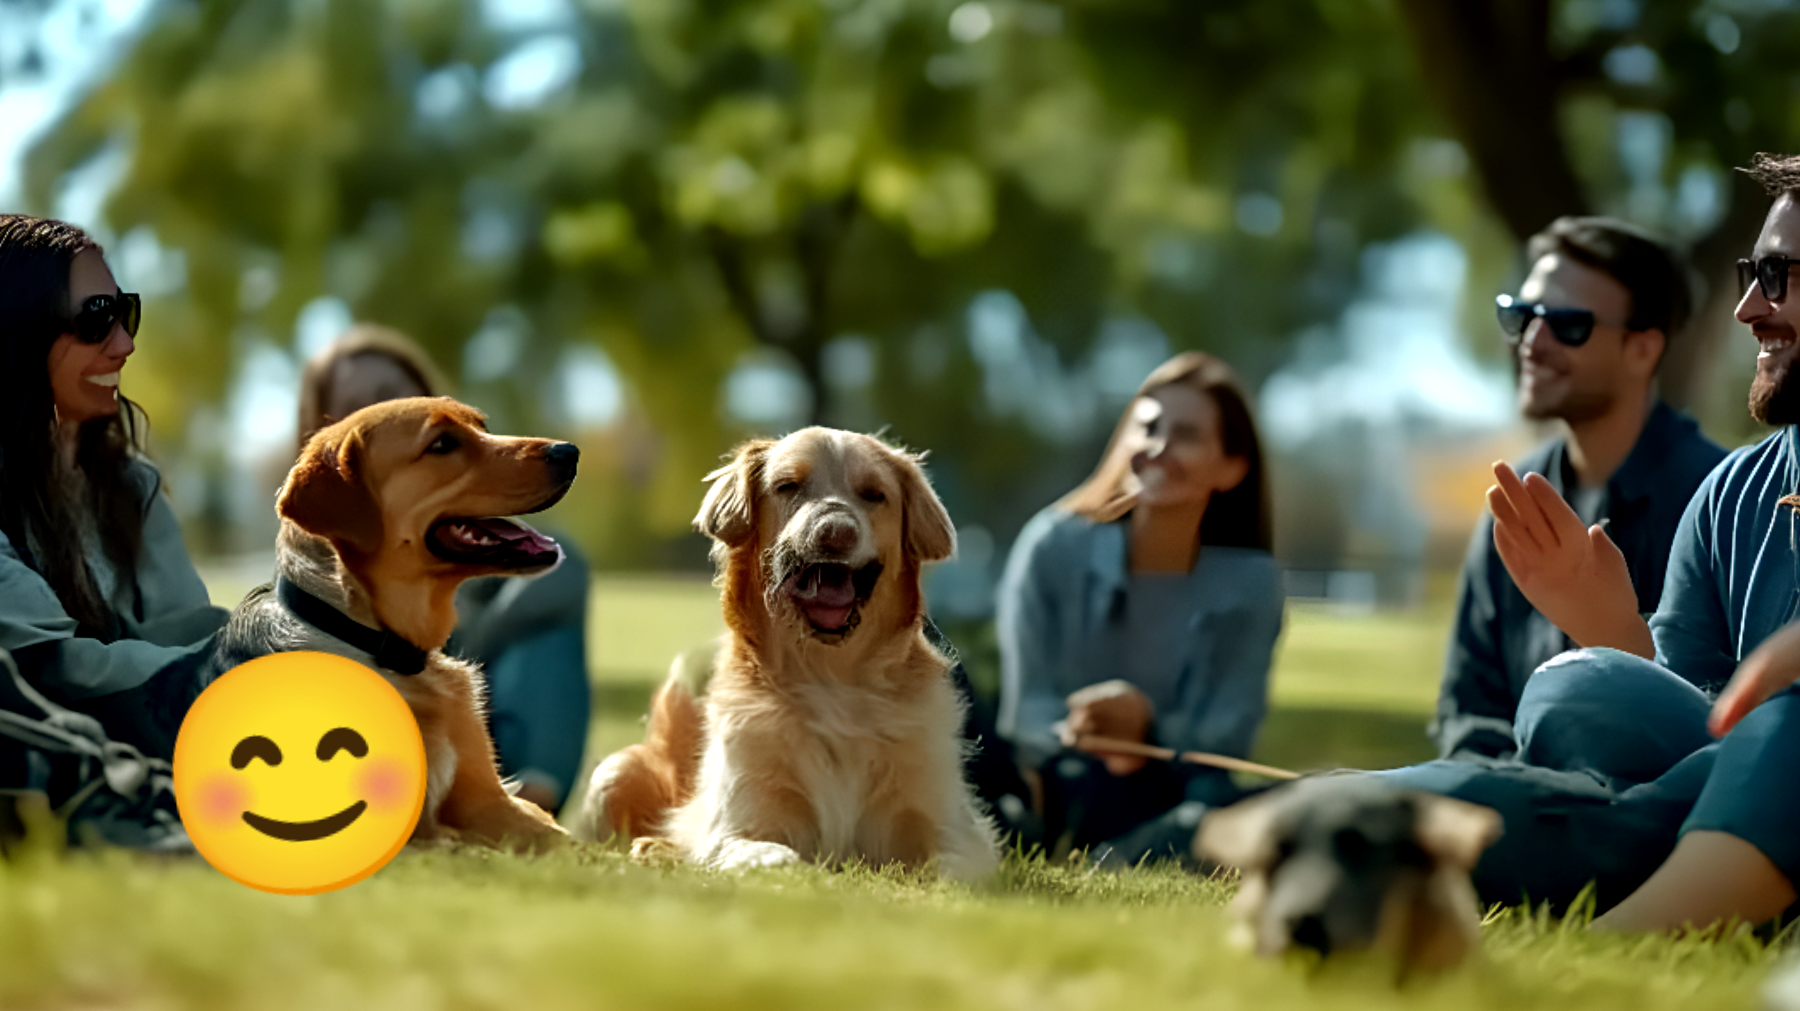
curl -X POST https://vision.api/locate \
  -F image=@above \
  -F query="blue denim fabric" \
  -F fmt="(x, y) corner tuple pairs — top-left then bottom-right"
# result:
(1434, 402), (1725, 759)
(484, 625), (591, 810)
(1377, 648), (1800, 913)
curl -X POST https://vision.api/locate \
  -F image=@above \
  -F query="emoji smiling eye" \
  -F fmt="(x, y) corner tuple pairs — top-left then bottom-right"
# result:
(316, 727), (369, 761)
(231, 735), (283, 769)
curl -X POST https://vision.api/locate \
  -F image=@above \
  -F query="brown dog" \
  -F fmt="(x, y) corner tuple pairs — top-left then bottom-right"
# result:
(574, 428), (1000, 879)
(1195, 775), (1502, 976)
(216, 396), (576, 849)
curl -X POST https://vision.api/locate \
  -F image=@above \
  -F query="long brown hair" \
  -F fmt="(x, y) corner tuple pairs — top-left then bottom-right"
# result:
(0, 214), (151, 639)
(1057, 351), (1271, 551)
(296, 323), (450, 454)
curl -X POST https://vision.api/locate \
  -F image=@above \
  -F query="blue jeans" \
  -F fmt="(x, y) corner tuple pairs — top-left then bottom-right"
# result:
(1375, 648), (1800, 913)
(484, 625), (591, 811)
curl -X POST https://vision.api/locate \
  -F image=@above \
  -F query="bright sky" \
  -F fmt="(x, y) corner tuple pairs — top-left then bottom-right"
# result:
(0, 0), (155, 209)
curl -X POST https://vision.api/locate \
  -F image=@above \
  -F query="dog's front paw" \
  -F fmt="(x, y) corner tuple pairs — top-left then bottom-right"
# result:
(630, 836), (684, 867)
(407, 823), (469, 849)
(713, 839), (802, 872)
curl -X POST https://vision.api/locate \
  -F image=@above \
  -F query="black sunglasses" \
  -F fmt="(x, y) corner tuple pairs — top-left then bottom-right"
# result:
(1737, 255), (1798, 303)
(1495, 293), (1600, 348)
(67, 292), (141, 345)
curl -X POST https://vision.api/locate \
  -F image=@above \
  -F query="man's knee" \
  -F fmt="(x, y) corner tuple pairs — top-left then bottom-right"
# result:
(1519, 647), (1660, 709)
(1516, 648), (1711, 779)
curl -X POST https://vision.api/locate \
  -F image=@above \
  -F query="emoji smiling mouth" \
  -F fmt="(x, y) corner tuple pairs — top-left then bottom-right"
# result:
(242, 800), (368, 841)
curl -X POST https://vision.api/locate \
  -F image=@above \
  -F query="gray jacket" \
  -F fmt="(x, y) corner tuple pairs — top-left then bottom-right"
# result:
(995, 507), (1285, 773)
(0, 457), (227, 705)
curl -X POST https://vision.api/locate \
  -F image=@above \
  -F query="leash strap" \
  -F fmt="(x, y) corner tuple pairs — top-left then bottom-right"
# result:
(275, 575), (428, 676)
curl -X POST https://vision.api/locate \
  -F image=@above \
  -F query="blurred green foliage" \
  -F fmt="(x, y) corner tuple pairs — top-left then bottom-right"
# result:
(14, 0), (1800, 565)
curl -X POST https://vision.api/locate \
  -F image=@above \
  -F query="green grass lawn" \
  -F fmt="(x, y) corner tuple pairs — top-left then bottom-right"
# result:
(4, 570), (1782, 1010)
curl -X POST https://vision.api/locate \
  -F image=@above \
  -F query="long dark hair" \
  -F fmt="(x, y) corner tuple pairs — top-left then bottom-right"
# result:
(1058, 351), (1272, 551)
(0, 214), (150, 639)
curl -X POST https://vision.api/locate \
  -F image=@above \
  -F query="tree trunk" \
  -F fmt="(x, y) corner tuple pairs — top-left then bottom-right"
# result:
(1392, 0), (1591, 238)
(706, 195), (859, 430)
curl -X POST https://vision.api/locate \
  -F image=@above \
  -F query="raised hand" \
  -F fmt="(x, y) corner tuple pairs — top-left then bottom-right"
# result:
(1710, 620), (1800, 737)
(1487, 461), (1654, 659)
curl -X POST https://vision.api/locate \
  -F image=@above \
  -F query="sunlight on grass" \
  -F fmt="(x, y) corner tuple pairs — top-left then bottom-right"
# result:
(154, 567), (1793, 1010)
(1269, 600), (1454, 715)
(0, 846), (1783, 1011)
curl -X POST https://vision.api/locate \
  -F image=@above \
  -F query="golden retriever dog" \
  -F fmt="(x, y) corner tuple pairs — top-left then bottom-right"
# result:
(216, 396), (576, 849)
(1195, 775), (1502, 977)
(574, 428), (1000, 879)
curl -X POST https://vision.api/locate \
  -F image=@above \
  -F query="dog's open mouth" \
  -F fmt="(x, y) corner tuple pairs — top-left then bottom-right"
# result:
(427, 516), (561, 569)
(785, 562), (882, 634)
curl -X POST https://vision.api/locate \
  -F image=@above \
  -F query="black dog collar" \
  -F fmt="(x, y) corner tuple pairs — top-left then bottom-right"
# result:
(275, 575), (428, 676)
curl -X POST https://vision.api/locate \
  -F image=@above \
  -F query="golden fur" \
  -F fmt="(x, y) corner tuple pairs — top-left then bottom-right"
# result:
(273, 396), (572, 849)
(575, 427), (999, 878)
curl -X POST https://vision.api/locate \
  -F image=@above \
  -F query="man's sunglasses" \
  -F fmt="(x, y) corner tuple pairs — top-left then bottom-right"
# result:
(67, 292), (141, 345)
(1495, 293), (1601, 348)
(1737, 255), (1798, 303)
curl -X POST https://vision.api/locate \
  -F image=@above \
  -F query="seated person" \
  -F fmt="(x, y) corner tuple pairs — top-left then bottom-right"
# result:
(1342, 153), (1800, 932)
(0, 213), (227, 758)
(297, 324), (591, 814)
(0, 214), (227, 847)
(996, 352), (1284, 866)
(1435, 216), (1724, 760)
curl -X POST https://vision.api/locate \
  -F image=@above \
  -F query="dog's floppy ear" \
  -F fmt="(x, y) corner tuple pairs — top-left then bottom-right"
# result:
(1413, 794), (1503, 870)
(892, 448), (956, 564)
(696, 439), (775, 545)
(278, 429), (382, 556)
(1194, 789), (1284, 870)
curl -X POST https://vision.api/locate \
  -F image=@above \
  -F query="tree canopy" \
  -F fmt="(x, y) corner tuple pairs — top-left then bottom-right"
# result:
(8, 0), (1798, 565)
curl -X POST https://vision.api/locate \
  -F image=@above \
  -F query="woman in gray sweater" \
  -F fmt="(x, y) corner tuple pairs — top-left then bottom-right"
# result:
(996, 352), (1284, 865)
(0, 214), (228, 763)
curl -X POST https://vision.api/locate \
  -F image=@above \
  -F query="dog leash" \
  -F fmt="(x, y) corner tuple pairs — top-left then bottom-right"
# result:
(1072, 734), (1300, 780)
(274, 576), (429, 675)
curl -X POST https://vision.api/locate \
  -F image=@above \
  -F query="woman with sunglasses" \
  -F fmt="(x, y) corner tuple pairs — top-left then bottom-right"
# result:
(994, 352), (1283, 866)
(0, 214), (228, 762)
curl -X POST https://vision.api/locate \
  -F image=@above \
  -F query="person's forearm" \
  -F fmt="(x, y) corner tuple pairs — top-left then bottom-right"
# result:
(1592, 831), (1796, 931)
(1572, 610), (1656, 661)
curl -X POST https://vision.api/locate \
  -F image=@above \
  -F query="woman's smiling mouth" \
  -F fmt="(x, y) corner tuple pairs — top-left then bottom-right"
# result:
(242, 800), (368, 841)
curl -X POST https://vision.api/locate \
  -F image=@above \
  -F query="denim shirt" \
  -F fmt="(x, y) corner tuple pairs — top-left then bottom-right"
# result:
(0, 457), (227, 704)
(1433, 401), (1726, 759)
(994, 507), (1285, 777)
(1653, 426), (1800, 688)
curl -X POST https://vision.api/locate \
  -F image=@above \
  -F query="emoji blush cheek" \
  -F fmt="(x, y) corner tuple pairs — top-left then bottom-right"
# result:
(358, 758), (413, 813)
(197, 775), (251, 827)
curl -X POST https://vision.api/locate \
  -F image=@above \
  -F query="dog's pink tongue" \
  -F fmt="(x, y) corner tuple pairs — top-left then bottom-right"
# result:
(444, 518), (556, 554)
(797, 566), (856, 630)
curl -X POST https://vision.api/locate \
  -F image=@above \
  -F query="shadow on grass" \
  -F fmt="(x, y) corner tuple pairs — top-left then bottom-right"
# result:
(595, 680), (655, 719)
(592, 684), (1437, 778)
(1255, 705), (1437, 774)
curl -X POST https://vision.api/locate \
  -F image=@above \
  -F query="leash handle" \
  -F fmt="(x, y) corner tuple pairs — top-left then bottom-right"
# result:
(1073, 734), (1300, 780)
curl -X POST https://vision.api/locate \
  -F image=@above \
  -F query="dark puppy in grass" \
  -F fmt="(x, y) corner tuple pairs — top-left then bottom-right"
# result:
(1196, 775), (1502, 976)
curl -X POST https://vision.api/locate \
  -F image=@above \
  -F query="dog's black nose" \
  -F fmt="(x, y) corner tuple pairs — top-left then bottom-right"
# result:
(816, 514), (859, 556)
(545, 441), (580, 474)
(1290, 914), (1331, 956)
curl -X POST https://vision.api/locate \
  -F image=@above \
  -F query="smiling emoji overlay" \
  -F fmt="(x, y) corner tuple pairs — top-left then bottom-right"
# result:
(174, 651), (427, 895)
